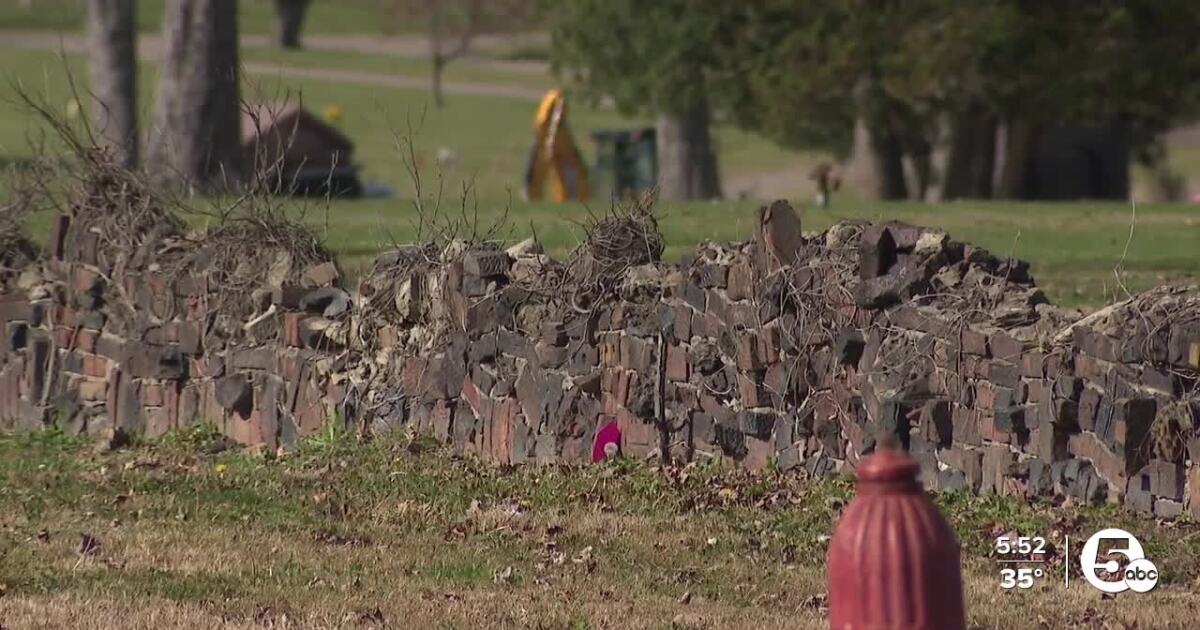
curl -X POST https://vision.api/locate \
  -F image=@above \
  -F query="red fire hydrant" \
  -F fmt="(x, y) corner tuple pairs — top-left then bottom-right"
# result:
(827, 447), (966, 629)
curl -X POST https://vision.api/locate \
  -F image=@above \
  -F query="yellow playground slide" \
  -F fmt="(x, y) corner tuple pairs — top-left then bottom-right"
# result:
(523, 89), (590, 202)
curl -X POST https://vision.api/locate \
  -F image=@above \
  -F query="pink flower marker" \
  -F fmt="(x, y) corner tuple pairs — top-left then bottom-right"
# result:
(592, 421), (622, 463)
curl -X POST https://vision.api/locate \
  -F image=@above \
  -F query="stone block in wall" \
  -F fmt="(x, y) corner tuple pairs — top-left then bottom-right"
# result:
(737, 372), (770, 408)
(987, 331), (1024, 363)
(985, 361), (1021, 390)
(452, 404), (478, 456)
(714, 419), (746, 460)
(1031, 422), (1069, 462)
(706, 289), (730, 325)
(272, 285), (308, 310)
(1068, 462), (1108, 504)
(108, 370), (144, 436)
(1020, 350), (1044, 378)
(952, 404), (981, 446)
(671, 304), (692, 343)
(5, 321), (27, 352)
(431, 399), (454, 444)
(1114, 398), (1156, 474)
(1187, 466), (1200, 518)
(565, 343), (598, 377)
(994, 401), (1027, 436)
(694, 263), (727, 289)
(917, 400), (953, 449)
(1167, 324), (1200, 369)
(616, 407), (656, 458)
(598, 333), (620, 368)
(981, 445), (1016, 495)
(161, 320), (200, 355)
(1076, 387), (1101, 432)
(1037, 395), (1078, 432)
(215, 374), (253, 413)
(0, 293), (33, 325)
(140, 382), (165, 407)
(534, 342), (567, 369)
(1155, 499), (1184, 519)
(145, 405), (173, 439)
(738, 408), (775, 440)
(399, 357), (442, 401)
(24, 333), (51, 401)
(1026, 459), (1053, 496)
(665, 344), (689, 382)
(1140, 365), (1178, 396)
(1073, 327), (1119, 363)
(726, 261), (753, 301)
(1145, 460), (1185, 501)
(123, 343), (187, 380)
(462, 251), (510, 279)
(619, 335), (654, 374)
(939, 447), (983, 492)
(858, 224), (896, 280)
(1126, 468), (1153, 515)
(1068, 432), (1126, 492)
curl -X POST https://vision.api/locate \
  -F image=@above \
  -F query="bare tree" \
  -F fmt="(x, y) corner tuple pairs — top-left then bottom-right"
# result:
(273, 0), (312, 49)
(146, 0), (242, 192)
(86, 0), (138, 169)
(428, 0), (481, 109)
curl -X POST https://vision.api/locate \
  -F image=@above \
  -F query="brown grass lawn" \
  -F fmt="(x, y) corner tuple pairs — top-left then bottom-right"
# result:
(1, 430), (1199, 629)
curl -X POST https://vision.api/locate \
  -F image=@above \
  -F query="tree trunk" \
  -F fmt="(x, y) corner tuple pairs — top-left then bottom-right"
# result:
(942, 105), (997, 200)
(429, 1), (447, 109)
(431, 56), (446, 109)
(901, 135), (932, 201)
(847, 118), (907, 201)
(146, 0), (242, 193)
(274, 0), (311, 49)
(995, 121), (1038, 199)
(656, 100), (721, 201)
(870, 123), (908, 200)
(86, 0), (138, 169)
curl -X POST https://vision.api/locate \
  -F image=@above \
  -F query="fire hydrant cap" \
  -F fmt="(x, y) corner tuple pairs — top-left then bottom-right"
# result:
(855, 448), (919, 483)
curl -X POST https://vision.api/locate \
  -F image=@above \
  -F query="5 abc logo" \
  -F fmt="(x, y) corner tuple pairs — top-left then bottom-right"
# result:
(1079, 528), (1159, 594)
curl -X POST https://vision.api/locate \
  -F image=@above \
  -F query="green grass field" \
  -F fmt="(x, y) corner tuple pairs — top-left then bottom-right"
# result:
(0, 429), (1197, 628)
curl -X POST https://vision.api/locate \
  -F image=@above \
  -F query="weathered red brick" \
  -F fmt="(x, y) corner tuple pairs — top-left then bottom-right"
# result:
(988, 331), (1024, 362)
(1069, 432), (1126, 491)
(725, 261), (754, 301)
(78, 379), (107, 402)
(620, 335), (654, 373)
(735, 331), (762, 371)
(1187, 466), (1200, 518)
(140, 382), (165, 407)
(145, 407), (173, 439)
(432, 399), (454, 442)
(82, 354), (108, 378)
(665, 344), (689, 382)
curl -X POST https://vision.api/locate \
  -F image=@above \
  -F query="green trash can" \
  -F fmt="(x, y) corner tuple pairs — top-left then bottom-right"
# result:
(590, 128), (657, 201)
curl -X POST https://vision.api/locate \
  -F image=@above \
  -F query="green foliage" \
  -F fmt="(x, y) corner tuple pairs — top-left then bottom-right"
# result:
(299, 411), (354, 457)
(548, 0), (737, 116)
(549, 0), (1200, 153)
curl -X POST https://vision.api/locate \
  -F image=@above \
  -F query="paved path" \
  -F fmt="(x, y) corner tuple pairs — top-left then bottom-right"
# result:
(0, 30), (547, 100)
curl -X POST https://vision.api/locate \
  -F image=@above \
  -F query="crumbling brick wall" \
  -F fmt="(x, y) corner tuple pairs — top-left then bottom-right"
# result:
(1, 197), (1197, 520)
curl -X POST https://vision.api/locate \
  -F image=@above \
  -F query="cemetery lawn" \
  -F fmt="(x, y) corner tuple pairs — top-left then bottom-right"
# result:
(2, 48), (1199, 309)
(1, 430), (1199, 628)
